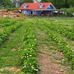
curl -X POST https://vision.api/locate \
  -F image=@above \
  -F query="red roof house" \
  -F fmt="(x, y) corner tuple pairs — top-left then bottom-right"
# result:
(19, 2), (56, 15)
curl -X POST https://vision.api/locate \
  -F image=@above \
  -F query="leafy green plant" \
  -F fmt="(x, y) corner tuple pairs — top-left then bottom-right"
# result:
(38, 21), (74, 69)
(19, 25), (39, 74)
(0, 18), (22, 45)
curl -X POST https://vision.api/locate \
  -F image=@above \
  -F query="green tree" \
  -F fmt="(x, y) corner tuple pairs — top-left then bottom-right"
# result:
(0, 0), (74, 8)
(0, 0), (14, 8)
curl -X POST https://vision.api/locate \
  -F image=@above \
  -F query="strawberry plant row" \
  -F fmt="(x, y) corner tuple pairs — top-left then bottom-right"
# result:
(19, 25), (38, 74)
(0, 18), (16, 27)
(0, 22), (22, 45)
(44, 21), (74, 40)
(37, 22), (74, 70)
(48, 31), (74, 69)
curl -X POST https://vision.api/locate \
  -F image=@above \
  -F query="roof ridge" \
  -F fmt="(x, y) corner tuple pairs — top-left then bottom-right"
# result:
(20, 2), (54, 10)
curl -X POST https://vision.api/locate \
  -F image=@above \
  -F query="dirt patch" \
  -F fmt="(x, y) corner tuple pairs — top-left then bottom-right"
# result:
(38, 44), (51, 74)
(36, 27), (69, 74)
(11, 48), (17, 51)
(0, 67), (21, 74)
(38, 44), (68, 74)
(0, 10), (19, 18)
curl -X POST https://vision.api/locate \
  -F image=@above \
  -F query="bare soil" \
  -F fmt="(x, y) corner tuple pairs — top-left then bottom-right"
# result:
(36, 28), (69, 74)
(0, 67), (21, 74)
(0, 10), (19, 18)
(38, 44), (68, 74)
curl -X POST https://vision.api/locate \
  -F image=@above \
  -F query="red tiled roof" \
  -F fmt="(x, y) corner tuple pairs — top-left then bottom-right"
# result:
(19, 2), (53, 10)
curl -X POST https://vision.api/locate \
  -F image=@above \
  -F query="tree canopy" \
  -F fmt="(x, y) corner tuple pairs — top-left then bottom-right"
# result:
(0, 0), (74, 8)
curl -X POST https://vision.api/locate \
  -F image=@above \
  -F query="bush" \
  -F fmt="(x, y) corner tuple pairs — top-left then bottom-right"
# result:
(60, 8), (74, 17)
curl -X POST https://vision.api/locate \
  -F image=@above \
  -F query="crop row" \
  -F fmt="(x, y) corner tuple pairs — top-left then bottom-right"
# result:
(0, 18), (16, 27)
(37, 22), (74, 69)
(44, 21), (74, 40)
(0, 21), (22, 45)
(19, 25), (38, 74)
(48, 31), (74, 69)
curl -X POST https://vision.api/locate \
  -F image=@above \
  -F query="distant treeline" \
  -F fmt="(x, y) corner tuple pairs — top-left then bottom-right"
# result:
(45, 0), (74, 8)
(0, 0), (74, 8)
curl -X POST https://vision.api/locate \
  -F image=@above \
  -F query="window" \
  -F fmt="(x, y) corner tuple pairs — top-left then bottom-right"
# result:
(24, 4), (28, 9)
(39, 4), (44, 8)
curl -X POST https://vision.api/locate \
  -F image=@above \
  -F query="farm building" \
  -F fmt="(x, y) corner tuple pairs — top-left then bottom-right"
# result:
(19, 1), (56, 15)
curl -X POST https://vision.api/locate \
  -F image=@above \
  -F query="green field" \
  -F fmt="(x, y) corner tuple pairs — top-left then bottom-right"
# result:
(0, 17), (74, 74)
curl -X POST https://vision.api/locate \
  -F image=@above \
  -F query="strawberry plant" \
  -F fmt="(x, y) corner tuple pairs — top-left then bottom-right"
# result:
(0, 20), (22, 45)
(36, 21), (74, 70)
(19, 25), (39, 74)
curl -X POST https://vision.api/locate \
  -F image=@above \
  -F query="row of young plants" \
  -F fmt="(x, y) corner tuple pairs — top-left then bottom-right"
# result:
(0, 18), (16, 27)
(37, 21), (74, 69)
(48, 31), (74, 69)
(0, 21), (22, 45)
(19, 24), (39, 74)
(43, 21), (74, 40)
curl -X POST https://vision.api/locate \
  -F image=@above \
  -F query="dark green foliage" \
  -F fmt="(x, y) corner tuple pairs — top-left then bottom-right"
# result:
(0, 0), (14, 8)
(0, 0), (74, 8)
(61, 8), (74, 16)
